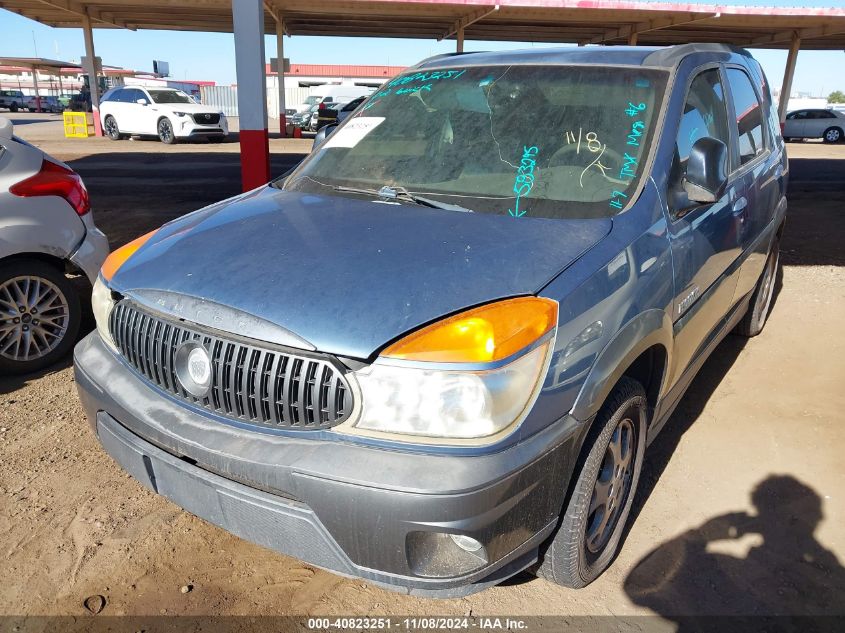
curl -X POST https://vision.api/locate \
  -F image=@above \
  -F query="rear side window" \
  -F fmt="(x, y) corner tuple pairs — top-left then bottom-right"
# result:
(726, 68), (766, 165)
(676, 69), (730, 165)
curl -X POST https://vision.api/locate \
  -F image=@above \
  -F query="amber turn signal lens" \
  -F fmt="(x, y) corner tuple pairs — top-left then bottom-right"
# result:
(100, 230), (158, 281)
(382, 297), (557, 363)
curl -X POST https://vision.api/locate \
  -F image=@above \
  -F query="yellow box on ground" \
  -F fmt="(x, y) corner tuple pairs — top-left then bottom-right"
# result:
(63, 111), (91, 138)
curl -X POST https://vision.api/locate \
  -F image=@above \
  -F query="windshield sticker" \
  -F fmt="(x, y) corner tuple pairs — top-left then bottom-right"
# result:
(509, 146), (539, 218)
(323, 117), (385, 149)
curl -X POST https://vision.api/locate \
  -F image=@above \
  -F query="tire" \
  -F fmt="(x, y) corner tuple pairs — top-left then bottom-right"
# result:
(104, 115), (122, 141)
(10, 103), (18, 113)
(823, 127), (843, 144)
(0, 259), (81, 375)
(157, 118), (176, 144)
(734, 237), (780, 337)
(535, 377), (647, 588)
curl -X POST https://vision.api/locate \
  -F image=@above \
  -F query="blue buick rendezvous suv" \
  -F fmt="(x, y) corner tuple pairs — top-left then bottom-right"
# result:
(74, 44), (786, 596)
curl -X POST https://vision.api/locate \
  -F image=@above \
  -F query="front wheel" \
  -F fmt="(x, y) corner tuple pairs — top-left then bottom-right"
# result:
(157, 118), (176, 144)
(535, 377), (647, 588)
(823, 127), (843, 144)
(0, 259), (81, 375)
(734, 237), (780, 337)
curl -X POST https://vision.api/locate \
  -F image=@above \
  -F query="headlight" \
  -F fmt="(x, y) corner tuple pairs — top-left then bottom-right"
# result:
(345, 297), (557, 444)
(172, 111), (187, 117)
(95, 229), (159, 351)
(91, 275), (117, 351)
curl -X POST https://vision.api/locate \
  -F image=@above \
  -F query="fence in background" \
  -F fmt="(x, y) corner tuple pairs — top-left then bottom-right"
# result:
(200, 86), (311, 118)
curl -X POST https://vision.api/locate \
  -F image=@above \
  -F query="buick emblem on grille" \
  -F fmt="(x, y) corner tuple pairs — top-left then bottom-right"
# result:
(175, 341), (212, 398)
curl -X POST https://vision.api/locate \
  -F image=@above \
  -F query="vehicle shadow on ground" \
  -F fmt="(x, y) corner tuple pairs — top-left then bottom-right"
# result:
(782, 155), (845, 267)
(64, 151), (307, 246)
(624, 474), (845, 628)
(625, 264), (785, 537)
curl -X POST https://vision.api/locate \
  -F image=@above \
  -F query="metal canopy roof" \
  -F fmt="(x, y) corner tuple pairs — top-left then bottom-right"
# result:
(0, 57), (82, 71)
(1, 0), (845, 50)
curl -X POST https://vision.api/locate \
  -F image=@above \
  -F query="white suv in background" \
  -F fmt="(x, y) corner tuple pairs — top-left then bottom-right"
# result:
(0, 117), (109, 374)
(99, 87), (228, 144)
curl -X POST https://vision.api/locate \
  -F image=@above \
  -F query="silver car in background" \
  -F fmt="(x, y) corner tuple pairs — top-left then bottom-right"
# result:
(0, 117), (109, 373)
(783, 108), (845, 143)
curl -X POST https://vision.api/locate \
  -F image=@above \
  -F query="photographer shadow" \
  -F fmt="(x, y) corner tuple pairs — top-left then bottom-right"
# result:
(624, 475), (845, 630)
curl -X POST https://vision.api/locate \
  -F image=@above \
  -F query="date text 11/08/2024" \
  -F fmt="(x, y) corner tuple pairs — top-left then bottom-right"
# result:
(306, 617), (529, 630)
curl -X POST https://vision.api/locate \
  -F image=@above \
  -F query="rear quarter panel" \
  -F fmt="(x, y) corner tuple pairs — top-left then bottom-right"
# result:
(0, 140), (86, 262)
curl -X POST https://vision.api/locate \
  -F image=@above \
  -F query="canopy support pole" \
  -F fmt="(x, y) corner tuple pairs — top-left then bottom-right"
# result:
(778, 33), (800, 123)
(233, 0), (271, 191)
(81, 13), (102, 135)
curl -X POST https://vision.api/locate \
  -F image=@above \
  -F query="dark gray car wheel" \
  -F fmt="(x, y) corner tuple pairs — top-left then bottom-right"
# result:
(734, 237), (780, 337)
(535, 377), (647, 588)
(104, 115), (122, 141)
(0, 259), (81, 375)
(823, 127), (843, 143)
(157, 118), (176, 144)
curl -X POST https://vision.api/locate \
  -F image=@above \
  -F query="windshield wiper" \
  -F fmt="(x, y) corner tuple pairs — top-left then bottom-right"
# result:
(332, 185), (474, 213)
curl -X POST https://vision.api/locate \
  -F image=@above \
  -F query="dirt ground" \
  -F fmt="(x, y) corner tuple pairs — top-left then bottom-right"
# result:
(1, 113), (843, 629)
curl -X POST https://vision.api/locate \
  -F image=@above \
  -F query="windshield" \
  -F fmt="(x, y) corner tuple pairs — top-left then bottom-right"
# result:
(304, 95), (323, 106)
(148, 90), (193, 104)
(285, 65), (667, 219)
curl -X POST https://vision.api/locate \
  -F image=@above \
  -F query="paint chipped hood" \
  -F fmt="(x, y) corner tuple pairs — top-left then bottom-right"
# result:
(108, 187), (611, 360)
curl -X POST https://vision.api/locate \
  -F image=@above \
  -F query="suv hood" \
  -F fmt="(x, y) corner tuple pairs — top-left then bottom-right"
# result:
(110, 188), (611, 360)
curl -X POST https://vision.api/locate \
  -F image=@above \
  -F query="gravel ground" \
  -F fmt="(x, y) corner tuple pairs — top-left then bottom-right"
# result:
(1, 113), (843, 629)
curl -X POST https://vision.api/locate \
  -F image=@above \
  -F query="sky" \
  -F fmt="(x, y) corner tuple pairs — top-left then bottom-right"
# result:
(0, 0), (843, 98)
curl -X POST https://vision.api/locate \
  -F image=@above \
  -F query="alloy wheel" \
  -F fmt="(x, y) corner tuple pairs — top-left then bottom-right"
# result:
(586, 417), (636, 555)
(0, 275), (70, 362)
(105, 116), (118, 138)
(753, 247), (779, 326)
(158, 120), (173, 143)
(825, 128), (841, 143)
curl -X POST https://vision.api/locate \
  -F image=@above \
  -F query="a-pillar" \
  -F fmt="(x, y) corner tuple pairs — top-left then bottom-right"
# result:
(81, 13), (102, 136)
(232, 0), (271, 190)
(778, 33), (801, 123)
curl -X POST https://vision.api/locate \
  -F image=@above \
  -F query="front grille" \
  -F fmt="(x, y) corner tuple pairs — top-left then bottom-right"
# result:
(109, 301), (352, 431)
(192, 112), (221, 125)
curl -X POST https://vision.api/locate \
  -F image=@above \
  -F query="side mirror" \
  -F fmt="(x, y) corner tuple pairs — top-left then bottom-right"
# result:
(683, 137), (728, 203)
(312, 124), (338, 151)
(0, 117), (12, 140)
(136, 98), (148, 106)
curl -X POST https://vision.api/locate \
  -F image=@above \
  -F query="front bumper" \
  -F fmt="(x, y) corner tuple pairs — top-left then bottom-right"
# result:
(74, 333), (582, 596)
(174, 115), (229, 138)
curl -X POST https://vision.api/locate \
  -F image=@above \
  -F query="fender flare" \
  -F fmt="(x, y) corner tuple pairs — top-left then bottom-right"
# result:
(570, 309), (673, 422)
